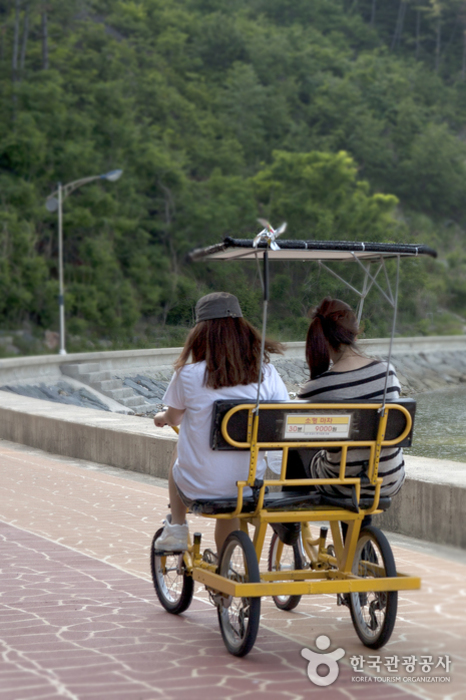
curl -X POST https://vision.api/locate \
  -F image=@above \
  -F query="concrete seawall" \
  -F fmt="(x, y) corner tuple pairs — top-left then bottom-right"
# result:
(1, 384), (465, 549)
(374, 455), (466, 549)
(0, 391), (177, 481)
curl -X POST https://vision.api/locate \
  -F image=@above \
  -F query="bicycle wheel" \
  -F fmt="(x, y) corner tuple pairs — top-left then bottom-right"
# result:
(268, 531), (304, 611)
(217, 531), (261, 657)
(349, 526), (398, 649)
(150, 528), (194, 614)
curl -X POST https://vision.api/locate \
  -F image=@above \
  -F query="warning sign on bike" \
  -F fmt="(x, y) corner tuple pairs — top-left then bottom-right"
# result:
(283, 414), (351, 440)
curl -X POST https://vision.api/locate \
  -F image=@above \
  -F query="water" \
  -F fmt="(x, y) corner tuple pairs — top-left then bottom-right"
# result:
(405, 387), (466, 463)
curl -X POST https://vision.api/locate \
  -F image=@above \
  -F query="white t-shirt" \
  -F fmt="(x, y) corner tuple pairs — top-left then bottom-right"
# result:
(163, 361), (289, 500)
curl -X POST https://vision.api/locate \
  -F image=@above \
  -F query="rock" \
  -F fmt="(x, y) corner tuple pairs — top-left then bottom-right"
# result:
(0, 381), (110, 411)
(21, 331), (37, 345)
(4, 344), (21, 355)
(44, 330), (59, 350)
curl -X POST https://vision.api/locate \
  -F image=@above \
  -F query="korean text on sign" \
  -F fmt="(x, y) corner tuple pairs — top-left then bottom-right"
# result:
(284, 414), (351, 440)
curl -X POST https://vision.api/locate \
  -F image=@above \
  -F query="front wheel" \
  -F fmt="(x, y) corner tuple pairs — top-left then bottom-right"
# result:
(217, 531), (261, 657)
(268, 531), (304, 611)
(349, 526), (398, 649)
(150, 528), (194, 614)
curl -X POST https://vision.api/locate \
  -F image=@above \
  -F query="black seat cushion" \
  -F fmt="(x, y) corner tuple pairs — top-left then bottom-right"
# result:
(320, 494), (391, 513)
(188, 491), (391, 516)
(189, 490), (322, 515)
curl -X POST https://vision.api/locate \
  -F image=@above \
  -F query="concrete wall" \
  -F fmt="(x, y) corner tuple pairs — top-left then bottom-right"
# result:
(1, 389), (465, 549)
(0, 391), (177, 480)
(374, 456), (466, 549)
(0, 347), (183, 385)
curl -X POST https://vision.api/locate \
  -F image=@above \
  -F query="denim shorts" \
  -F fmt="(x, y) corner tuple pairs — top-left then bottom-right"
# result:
(174, 481), (196, 509)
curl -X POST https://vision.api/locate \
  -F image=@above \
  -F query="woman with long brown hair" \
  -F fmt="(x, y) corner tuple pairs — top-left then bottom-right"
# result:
(153, 292), (288, 553)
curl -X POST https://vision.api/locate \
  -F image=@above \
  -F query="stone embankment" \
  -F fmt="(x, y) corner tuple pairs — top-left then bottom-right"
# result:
(274, 349), (466, 396)
(1, 338), (465, 414)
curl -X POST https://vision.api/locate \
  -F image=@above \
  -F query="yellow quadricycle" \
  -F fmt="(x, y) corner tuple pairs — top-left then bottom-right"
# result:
(150, 235), (436, 657)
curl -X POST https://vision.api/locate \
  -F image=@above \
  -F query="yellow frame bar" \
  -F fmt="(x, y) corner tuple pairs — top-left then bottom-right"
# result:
(192, 569), (421, 597)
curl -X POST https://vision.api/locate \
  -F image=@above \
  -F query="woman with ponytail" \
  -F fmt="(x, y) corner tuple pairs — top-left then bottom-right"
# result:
(286, 297), (405, 499)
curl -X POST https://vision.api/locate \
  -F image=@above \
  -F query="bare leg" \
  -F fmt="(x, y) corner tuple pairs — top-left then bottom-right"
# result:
(215, 518), (240, 553)
(168, 463), (187, 525)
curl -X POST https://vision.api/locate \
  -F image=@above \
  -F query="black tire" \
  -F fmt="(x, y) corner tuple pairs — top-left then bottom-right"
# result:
(150, 528), (194, 614)
(349, 526), (398, 649)
(217, 531), (261, 657)
(268, 531), (304, 611)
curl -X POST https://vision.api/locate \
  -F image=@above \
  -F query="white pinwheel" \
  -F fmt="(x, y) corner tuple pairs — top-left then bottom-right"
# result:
(252, 219), (287, 251)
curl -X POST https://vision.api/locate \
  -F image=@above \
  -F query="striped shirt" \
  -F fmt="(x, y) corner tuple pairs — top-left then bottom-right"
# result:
(298, 361), (405, 497)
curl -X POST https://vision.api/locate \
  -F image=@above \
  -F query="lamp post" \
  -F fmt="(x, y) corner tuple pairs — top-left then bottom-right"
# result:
(45, 169), (123, 355)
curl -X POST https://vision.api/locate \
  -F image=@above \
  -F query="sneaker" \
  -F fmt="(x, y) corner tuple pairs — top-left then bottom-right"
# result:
(154, 515), (189, 552)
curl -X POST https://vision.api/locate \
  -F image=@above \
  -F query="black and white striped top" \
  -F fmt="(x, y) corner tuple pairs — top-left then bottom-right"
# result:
(298, 360), (405, 497)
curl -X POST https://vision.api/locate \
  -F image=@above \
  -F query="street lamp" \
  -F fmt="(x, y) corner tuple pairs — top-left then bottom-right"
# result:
(45, 169), (123, 355)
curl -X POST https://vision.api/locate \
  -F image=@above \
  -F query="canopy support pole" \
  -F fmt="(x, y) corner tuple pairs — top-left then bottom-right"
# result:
(351, 254), (394, 306)
(381, 255), (400, 411)
(254, 249), (269, 414)
(356, 265), (370, 325)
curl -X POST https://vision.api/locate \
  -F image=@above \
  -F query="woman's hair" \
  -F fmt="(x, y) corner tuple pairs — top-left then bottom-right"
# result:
(306, 297), (359, 379)
(174, 317), (284, 389)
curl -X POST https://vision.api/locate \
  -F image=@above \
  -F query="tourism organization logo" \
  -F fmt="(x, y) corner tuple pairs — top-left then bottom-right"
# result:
(301, 635), (345, 687)
(301, 638), (452, 687)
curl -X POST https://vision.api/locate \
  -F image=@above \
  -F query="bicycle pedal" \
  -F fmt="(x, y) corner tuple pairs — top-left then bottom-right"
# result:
(154, 549), (185, 556)
(208, 588), (231, 608)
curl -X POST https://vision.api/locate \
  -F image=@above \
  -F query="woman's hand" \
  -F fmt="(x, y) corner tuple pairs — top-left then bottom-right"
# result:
(154, 407), (185, 428)
(153, 411), (168, 427)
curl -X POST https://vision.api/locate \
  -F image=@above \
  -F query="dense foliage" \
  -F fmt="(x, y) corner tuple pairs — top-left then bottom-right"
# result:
(1, 0), (465, 353)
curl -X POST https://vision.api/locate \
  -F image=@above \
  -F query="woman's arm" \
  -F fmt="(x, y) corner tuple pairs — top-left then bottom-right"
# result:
(153, 406), (185, 427)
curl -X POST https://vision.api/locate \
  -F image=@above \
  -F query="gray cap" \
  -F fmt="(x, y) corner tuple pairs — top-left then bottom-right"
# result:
(195, 292), (243, 323)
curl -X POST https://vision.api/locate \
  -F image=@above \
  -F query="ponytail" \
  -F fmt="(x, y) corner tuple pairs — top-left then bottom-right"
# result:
(306, 298), (359, 379)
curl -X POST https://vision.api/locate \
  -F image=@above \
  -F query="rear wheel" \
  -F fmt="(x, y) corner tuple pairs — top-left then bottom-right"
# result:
(150, 528), (194, 614)
(268, 531), (304, 611)
(349, 526), (398, 649)
(217, 531), (261, 657)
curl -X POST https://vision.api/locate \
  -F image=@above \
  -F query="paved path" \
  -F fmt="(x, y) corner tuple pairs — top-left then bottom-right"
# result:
(1, 439), (465, 700)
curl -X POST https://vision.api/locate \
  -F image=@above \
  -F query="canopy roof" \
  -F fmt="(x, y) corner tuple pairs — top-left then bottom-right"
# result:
(189, 237), (438, 263)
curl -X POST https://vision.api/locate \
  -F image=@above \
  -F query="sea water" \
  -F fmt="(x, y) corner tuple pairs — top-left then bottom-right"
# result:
(406, 387), (466, 463)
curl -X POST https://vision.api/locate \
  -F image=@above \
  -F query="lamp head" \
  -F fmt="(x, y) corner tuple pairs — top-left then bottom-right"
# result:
(103, 169), (123, 182)
(45, 197), (59, 212)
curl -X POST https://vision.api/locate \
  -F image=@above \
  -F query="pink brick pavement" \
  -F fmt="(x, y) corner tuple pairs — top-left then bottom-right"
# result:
(1, 438), (465, 699)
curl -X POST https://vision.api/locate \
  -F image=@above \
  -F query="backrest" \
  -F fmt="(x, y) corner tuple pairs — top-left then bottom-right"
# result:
(210, 399), (416, 450)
